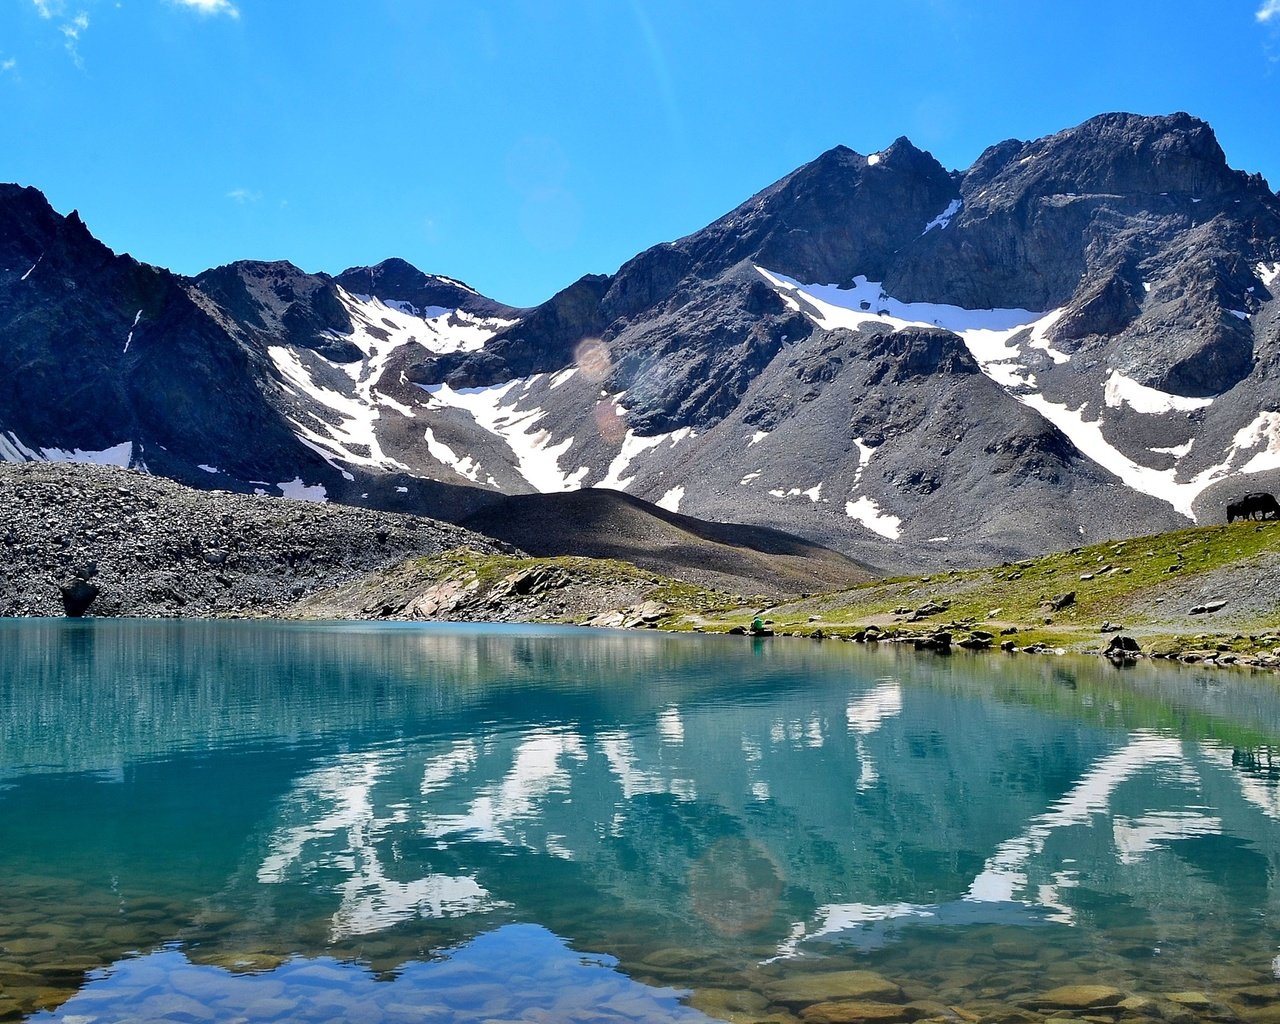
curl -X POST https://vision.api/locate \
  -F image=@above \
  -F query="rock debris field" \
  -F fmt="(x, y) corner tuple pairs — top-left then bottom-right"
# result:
(0, 462), (510, 618)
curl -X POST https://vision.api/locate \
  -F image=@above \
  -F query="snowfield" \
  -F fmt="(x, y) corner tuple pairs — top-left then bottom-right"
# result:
(419, 379), (590, 493)
(758, 268), (1276, 524)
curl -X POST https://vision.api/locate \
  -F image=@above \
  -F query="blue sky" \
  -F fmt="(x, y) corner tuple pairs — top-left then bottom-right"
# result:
(3, 1), (1279, 307)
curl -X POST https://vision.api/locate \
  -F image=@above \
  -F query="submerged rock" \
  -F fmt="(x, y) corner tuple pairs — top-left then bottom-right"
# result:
(763, 970), (904, 1010)
(1024, 984), (1126, 1010)
(799, 1000), (918, 1023)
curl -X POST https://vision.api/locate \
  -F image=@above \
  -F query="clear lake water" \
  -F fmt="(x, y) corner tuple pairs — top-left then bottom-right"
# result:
(0, 619), (1277, 1023)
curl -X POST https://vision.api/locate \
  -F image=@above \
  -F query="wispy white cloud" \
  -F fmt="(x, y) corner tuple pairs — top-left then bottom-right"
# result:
(29, 0), (239, 72)
(1, 58), (16, 74)
(30, 0), (91, 66)
(227, 188), (262, 204)
(1260, 0), (1280, 22)
(172, 0), (240, 17)
(60, 10), (89, 67)
(62, 11), (89, 37)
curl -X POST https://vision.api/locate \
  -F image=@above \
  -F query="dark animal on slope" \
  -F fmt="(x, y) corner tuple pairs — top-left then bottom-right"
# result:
(1227, 491), (1280, 522)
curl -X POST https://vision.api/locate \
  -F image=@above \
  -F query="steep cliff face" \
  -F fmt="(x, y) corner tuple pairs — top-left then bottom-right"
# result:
(0, 185), (324, 487)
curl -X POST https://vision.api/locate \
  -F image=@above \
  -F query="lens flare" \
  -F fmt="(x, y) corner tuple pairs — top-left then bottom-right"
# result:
(574, 338), (612, 382)
(593, 400), (627, 446)
(688, 837), (784, 937)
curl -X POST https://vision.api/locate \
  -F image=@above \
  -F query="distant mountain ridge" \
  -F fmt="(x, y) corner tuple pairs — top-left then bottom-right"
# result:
(2, 111), (1279, 571)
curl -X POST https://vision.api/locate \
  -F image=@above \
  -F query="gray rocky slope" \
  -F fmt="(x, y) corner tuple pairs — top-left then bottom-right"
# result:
(0, 461), (510, 617)
(3, 112), (1280, 572)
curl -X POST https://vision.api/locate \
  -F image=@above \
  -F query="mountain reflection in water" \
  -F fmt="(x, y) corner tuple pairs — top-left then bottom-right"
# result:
(1, 619), (1278, 1022)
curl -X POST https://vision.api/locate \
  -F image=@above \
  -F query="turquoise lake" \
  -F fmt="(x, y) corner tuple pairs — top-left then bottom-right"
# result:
(0, 619), (1278, 1023)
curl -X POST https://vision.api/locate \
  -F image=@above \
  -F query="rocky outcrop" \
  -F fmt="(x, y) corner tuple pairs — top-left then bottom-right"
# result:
(292, 549), (724, 627)
(862, 326), (980, 384)
(59, 565), (100, 617)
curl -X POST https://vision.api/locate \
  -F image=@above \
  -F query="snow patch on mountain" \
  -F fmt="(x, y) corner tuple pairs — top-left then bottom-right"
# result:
(0, 433), (134, 468)
(758, 268), (1049, 338)
(656, 485), (685, 512)
(851, 438), (875, 486)
(123, 309), (142, 354)
(769, 484), (824, 502)
(756, 268), (1274, 522)
(0, 433), (39, 462)
(1025, 309), (1071, 364)
(419, 379), (589, 493)
(1233, 412), (1280, 474)
(598, 424), (694, 491)
(758, 267), (1060, 389)
(1257, 262), (1280, 288)
(423, 427), (493, 486)
(341, 291), (515, 357)
(269, 345), (409, 478)
(1017, 392), (1248, 519)
(845, 496), (902, 539)
(1104, 372), (1214, 414)
(385, 300), (449, 318)
(1001, 395), (1280, 522)
(277, 478), (328, 502)
(264, 286), (520, 482)
(922, 199), (962, 234)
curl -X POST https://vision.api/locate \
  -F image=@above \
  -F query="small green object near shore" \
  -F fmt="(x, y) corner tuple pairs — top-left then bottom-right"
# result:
(750, 616), (774, 637)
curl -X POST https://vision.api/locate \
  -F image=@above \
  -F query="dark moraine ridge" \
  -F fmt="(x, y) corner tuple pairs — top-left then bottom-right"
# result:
(461, 488), (876, 597)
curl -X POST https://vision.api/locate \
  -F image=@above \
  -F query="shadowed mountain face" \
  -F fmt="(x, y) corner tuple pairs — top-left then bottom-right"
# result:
(0, 186), (323, 489)
(459, 488), (876, 596)
(3, 112), (1280, 572)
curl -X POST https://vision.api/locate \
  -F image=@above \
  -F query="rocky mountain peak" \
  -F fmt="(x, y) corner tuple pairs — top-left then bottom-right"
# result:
(1, 184), (117, 280)
(644, 135), (957, 290)
(334, 258), (520, 320)
(874, 135), (946, 173)
(195, 259), (357, 361)
(964, 111), (1244, 209)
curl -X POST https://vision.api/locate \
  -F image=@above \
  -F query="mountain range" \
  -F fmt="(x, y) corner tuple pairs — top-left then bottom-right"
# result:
(3, 111), (1278, 572)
